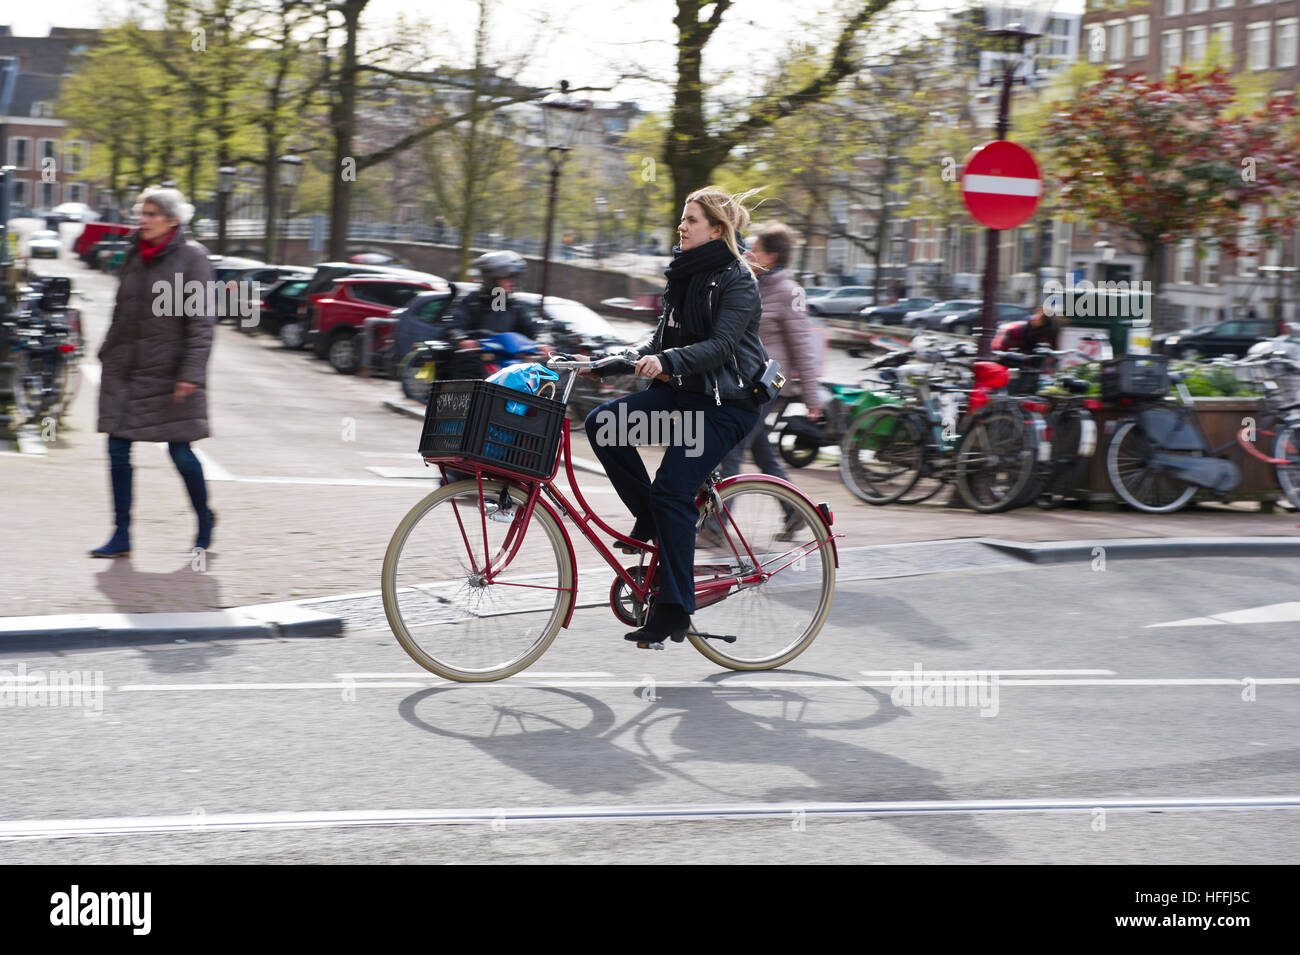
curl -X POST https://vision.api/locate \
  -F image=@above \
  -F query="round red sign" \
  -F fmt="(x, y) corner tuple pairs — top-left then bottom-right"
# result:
(961, 140), (1041, 230)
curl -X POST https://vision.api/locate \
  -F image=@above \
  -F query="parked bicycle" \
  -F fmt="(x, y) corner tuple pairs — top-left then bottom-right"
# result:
(381, 352), (841, 682)
(1, 276), (83, 435)
(1105, 352), (1300, 513)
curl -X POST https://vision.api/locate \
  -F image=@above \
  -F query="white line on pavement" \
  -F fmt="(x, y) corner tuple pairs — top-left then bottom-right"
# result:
(4, 796), (1299, 841)
(94, 676), (1300, 692)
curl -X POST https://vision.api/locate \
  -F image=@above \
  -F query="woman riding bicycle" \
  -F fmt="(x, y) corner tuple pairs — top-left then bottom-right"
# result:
(584, 187), (766, 645)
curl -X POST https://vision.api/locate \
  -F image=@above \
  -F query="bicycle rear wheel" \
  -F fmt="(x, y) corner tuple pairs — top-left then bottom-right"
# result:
(839, 406), (925, 504)
(688, 479), (835, 670)
(1105, 420), (1197, 514)
(954, 404), (1039, 513)
(382, 479), (575, 681)
(1272, 422), (1300, 510)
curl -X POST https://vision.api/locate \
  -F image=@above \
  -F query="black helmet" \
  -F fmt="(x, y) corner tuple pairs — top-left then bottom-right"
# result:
(471, 250), (527, 281)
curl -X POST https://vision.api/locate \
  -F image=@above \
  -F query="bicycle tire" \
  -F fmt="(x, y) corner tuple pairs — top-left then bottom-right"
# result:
(687, 479), (835, 671)
(1036, 407), (1091, 509)
(1105, 419), (1198, 514)
(382, 478), (575, 682)
(10, 349), (43, 424)
(954, 404), (1039, 513)
(1272, 422), (1300, 511)
(839, 406), (925, 505)
(776, 425), (820, 468)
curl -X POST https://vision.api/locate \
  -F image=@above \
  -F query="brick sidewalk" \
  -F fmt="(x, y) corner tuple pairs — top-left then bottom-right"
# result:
(3, 396), (1297, 618)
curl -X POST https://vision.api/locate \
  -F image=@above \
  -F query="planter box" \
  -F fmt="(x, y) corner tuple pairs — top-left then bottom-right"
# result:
(1074, 397), (1284, 509)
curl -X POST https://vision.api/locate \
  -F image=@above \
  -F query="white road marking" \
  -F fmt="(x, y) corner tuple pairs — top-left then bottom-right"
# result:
(4, 795), (1298, 841)
(193, 446), (235, 482)
(859, 670), (1117, 676)
(334, 671), (614, 679)
(1148, 602), (1300, 627)
(86, 676), (1300, 693)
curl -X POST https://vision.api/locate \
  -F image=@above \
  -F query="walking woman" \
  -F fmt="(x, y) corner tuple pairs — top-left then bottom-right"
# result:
(91, 187), (216, 557)
(585, 187), (766, 644)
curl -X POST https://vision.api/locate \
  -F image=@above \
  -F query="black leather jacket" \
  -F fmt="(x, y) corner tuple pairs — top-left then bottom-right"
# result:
(637, 258), (768, 405)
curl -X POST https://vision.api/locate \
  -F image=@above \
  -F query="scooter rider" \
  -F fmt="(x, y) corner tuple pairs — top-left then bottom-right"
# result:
(449, 250), (552, 356)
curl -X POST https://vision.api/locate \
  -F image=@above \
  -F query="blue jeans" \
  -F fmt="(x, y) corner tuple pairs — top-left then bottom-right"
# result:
(585, 383), (757, 614)
(107, 436), (210, 532)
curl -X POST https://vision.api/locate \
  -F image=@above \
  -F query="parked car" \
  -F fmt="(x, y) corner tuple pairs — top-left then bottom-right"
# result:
(802, 287), (834, 300)
(74, 222), (132, 265)
(807, 286), (877, 316)
(938, 302), (1032, 336)
(281, 262), (443, 350)
(512, 293), (632, 347)
(51, 201), (97, 222)
(308, 274), (449, 373)
(856, 297), (936, 325)
(1155, 319), (1282, 359)
(252, 277), (313, 339)
(902, 299), (984, 330)
(26, 230), (61, 259)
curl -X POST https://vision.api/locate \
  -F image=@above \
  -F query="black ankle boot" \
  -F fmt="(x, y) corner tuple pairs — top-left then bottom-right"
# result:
(625, 602), (691, 645)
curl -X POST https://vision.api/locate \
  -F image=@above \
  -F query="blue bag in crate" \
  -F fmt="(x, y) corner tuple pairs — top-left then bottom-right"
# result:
(485, 363), (560, 415)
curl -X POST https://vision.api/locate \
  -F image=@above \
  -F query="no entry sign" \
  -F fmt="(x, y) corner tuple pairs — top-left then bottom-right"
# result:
(961, 140), (1041, 230)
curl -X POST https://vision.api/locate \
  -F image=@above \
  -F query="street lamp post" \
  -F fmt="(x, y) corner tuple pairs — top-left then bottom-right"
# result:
(594, 195), (607, 267)
(217, 166), (236, 256)
(277, 154), (304, 264)
(538, 80), (591, 311)
(975, 17), (1041, 358)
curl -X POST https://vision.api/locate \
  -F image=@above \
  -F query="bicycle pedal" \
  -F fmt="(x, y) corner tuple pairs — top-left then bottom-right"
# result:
(635, 641), (666, 651)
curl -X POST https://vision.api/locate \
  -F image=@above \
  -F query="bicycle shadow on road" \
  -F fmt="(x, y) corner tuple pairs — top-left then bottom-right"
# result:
(94, 554), (224, 615)
(397, 672), (1008, 860)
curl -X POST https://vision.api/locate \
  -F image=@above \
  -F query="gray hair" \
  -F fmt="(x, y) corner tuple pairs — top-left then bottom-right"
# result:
(134, 186), (194, 226)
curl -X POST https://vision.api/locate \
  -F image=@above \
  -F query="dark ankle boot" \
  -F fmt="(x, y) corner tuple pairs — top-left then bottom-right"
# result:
(90, 527), (131, 558)
(625, 602), (691, 645)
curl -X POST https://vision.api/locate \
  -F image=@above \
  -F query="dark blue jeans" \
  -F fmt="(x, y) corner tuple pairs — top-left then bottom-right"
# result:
(107, 436), (210, 531)
(585, 383), (757, 614)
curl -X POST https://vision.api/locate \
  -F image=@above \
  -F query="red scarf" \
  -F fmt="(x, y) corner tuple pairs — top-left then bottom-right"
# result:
(138, 228), (178, 264)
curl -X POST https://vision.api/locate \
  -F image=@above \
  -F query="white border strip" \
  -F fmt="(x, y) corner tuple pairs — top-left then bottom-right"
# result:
(4, 796), (1298, 841)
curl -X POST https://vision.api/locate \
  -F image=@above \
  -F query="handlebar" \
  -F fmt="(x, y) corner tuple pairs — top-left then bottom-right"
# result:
(547, 349), (640, 371)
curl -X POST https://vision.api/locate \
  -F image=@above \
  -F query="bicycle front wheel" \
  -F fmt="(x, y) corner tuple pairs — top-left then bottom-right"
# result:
(839, 406), (924, 504)
(1273, 422), (1300, 510)
(954, 405), (1039, 513)
(1106, 420), (1197, 514)
(688, 479), (835, 670)
(382, 479), (575, 682)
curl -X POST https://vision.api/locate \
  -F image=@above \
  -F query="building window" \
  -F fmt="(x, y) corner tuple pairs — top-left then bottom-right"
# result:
(1107, 21), (1126, 61)
(1187, 25), (1209, 62)
(1191, 0), (1209, 10)
(12, 179), (30, 209)
(1177, 241), (1195, 284)
(66, 183), (85, 204)
(1203, 241), (1220, 286)
(1278, 18), (1298, 68)
(65, 141), (84, 175)
(1163, 29), (1183, 71)
(1130, 16), (1150, 57)
(1214, 0), (1234, 6)
(1237, 207), (1260, 276)
(1248, 22), (1271, 69)
(30, 101), (54, 118)
(39, 181), (58, 208)
(1088, 24), (1105, 63)
(1212, 22), (1234, 63)
(1167, 0), (1184, 15)
(10, 137), (31, 169)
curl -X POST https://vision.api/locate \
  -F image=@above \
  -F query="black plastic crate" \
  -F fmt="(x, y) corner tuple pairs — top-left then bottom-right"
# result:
(419, 379), (566, 479)
(1100, 355), (1170, 402)
(418, 379), (482, 459)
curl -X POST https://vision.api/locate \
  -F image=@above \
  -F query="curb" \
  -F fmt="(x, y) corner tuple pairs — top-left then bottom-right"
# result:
(384, 398), (425, 420)
(0, 605), (343, 652)
(980, 536), (1300, 564)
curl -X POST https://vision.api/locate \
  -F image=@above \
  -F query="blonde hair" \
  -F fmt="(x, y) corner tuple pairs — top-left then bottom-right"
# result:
(685, 186), (764, 275)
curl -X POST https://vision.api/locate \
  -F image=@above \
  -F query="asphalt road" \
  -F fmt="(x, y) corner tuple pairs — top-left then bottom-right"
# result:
(2, 556), (1297, 864)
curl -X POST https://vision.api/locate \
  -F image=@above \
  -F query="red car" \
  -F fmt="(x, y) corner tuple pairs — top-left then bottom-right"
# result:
(306, 274), (448, 374)
(74, 222), (132, 265)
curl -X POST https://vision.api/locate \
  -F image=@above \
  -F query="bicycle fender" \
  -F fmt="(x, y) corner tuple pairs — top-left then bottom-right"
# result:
(1149, 452), (1240, 494)
(1138, 407), (1205, 452)
(708, 474), (840, 568)
(1078, 417), (1098, 458)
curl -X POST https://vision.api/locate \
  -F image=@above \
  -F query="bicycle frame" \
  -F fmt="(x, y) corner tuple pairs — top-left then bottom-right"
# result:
(425, 417), (840, 630)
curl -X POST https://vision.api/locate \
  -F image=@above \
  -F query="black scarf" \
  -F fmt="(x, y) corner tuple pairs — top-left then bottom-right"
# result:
(663, 238), (736, 327)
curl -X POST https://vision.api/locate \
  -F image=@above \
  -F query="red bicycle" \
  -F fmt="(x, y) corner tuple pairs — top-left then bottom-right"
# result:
(381, 354), (841, 682)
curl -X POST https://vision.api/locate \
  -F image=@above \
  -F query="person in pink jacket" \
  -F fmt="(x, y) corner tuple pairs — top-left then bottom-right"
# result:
(720, 223), (823, 489)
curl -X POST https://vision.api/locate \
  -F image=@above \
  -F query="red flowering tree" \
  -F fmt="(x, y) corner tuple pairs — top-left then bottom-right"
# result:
(1046, 66), (1300, 331)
